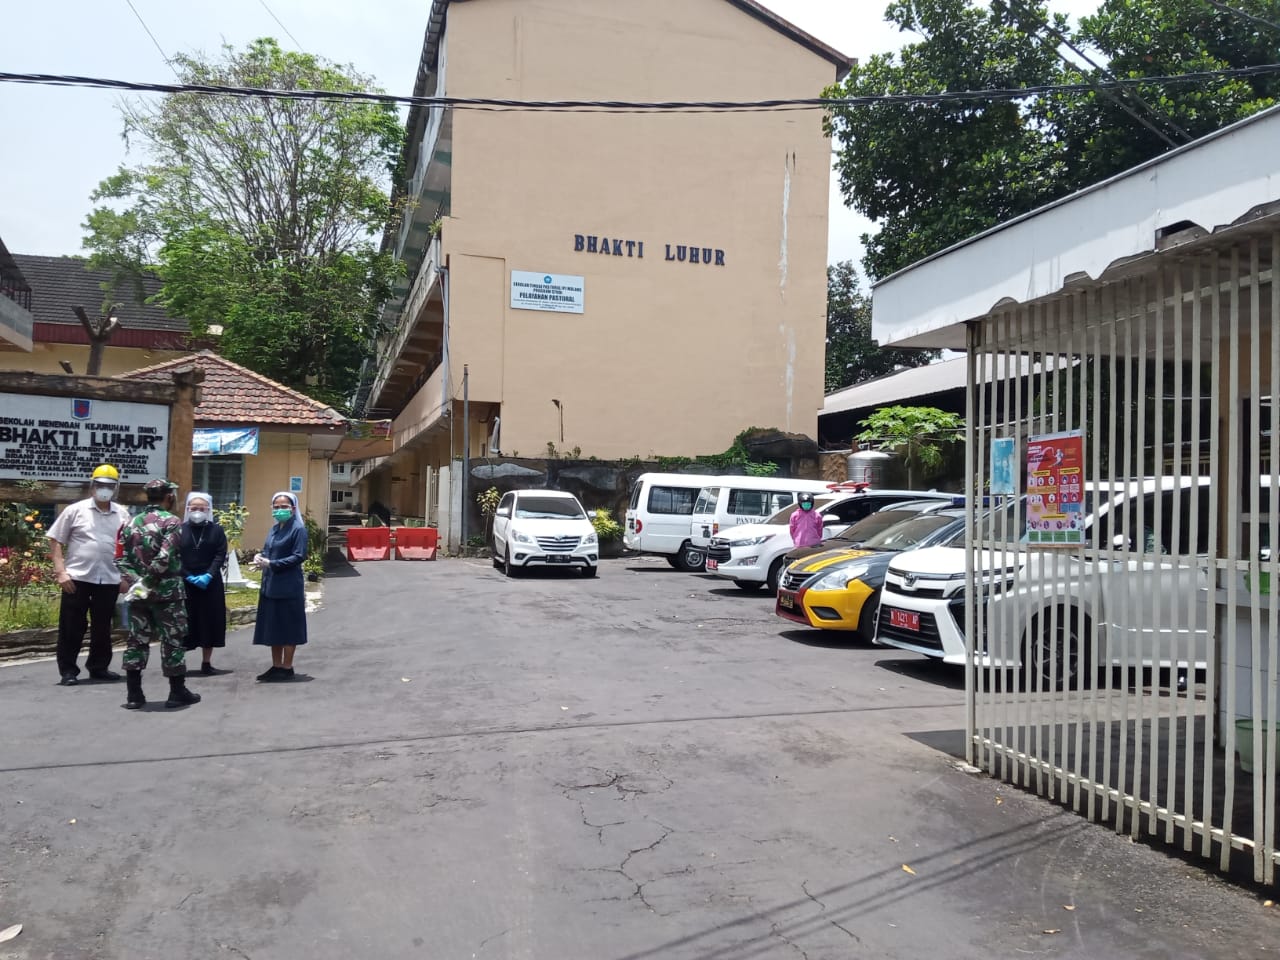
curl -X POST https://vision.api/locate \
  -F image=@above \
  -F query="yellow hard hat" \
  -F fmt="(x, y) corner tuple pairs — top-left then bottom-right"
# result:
(91, 464), (120, 482)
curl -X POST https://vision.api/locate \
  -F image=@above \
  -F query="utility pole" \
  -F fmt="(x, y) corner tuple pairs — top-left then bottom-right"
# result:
(461, 364), (470, 545)
(72, 305), (120, 376)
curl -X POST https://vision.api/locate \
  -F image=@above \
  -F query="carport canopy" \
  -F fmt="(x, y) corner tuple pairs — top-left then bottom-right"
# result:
(870, 104), (1280, 350)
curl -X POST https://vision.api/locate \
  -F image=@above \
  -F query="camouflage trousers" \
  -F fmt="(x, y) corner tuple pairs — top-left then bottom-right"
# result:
(122, 600), (188, 677)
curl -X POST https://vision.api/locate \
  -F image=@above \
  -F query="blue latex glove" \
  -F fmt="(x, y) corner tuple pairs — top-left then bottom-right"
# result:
(194, 573), (213, 590)
(184, 574), (198, 586)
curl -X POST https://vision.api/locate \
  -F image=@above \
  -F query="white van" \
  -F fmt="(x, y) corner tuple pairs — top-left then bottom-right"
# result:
(688, 477), (834, 566)
(624, 473), (723, 570)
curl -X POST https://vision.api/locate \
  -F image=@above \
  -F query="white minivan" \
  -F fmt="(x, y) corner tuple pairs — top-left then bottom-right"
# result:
(624, 473), (723, 570)
(688, 477), (834, 568)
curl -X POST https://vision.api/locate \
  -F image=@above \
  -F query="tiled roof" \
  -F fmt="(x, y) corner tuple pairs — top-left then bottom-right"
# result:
(11, 254), (189, 334)
(122, 350), (347, 429)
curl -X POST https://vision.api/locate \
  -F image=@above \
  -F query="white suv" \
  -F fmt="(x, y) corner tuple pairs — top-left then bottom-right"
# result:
(492, 489), (599, 577)
(875, 479), (1212, 688)
(705, 488), (954, 592)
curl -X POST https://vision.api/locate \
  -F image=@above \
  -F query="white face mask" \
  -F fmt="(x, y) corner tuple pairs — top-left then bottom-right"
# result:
(93, 486), (115, 503)
(188, 510), (210, 525)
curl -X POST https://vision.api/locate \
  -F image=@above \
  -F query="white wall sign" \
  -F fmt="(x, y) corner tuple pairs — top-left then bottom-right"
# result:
(510, 271), (585, 314)
(0, 392), (170, 483)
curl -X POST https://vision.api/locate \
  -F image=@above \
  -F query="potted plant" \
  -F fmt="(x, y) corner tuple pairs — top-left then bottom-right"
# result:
(590, 506), (626, 559)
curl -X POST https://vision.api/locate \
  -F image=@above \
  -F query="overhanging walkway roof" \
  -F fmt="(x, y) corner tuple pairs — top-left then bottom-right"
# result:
(872, 105), (1280, 350)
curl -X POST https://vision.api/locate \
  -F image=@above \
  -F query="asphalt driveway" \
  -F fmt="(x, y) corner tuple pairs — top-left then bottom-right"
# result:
(0, 557), (1275, 959)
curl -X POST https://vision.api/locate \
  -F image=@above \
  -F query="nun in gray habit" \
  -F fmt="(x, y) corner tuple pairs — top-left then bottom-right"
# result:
(252, 491), (308, 681)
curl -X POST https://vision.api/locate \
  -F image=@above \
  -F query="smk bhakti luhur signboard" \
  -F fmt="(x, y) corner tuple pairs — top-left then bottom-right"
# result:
(0, 393), (170, 482)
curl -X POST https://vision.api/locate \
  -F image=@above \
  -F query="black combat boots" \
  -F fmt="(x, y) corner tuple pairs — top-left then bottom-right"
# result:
(124, 670), (145, 710)
(165, 676), (202, 708)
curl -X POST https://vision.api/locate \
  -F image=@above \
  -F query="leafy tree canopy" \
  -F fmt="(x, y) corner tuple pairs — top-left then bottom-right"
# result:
(826, 0), (1279, 281)
(825, 260), (936, 393)
(83, 38), (405, 409)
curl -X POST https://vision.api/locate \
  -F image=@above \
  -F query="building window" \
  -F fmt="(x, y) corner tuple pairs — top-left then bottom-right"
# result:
(192, 456), (245, 510)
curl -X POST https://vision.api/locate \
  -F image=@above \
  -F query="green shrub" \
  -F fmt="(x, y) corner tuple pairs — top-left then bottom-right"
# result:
(591, 507), (624, 542)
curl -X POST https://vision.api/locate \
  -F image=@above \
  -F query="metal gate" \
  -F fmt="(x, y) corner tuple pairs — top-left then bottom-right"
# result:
(965, 229), (1279, 883)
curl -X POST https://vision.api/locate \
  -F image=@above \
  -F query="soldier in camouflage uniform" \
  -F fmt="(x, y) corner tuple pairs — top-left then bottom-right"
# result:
(116, 478), (201, 710)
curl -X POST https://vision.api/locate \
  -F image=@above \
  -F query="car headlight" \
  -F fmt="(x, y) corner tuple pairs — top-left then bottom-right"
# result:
(512, 530), (535, 544)
(733, 535), (775, 548)
(583, 531), (598, 545)
(812, 563), (872, 592)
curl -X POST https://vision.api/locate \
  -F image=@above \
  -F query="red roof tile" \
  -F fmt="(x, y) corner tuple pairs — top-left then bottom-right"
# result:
(122, 350), (346, 430)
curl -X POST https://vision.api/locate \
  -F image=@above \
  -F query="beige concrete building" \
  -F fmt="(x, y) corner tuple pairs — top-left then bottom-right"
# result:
(353, 0), (849, 540)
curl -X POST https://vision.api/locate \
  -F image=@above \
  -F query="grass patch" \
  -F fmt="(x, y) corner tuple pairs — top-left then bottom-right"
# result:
(0, 588), (61, 632)
(225, 586), (260, 611)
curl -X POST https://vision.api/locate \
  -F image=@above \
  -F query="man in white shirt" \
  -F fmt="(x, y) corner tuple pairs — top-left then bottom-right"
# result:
(46, 464), (132, 686)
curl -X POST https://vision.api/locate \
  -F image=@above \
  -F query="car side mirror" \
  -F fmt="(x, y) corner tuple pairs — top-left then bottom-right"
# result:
(1112, 533), (1129, 550)
(587, 510), (598, 519)
(822, 515), (841, 525)
(497, 508), (510, 518)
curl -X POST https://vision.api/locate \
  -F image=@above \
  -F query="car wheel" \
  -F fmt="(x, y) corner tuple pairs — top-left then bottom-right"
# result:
(734, 580), (766, 592)
(491, 538), (502, 568)
(581, 564), (598, 579)
(682, 543), (706, 573)
(666, 555), (682, 569)
(766, 558), (785, 593)
(1024, 606), (1090, 692)
(503, 546), (517, 578)
(855, 592), (880, 642)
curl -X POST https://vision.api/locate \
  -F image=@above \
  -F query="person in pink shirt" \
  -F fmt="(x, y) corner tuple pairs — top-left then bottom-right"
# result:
(789, 493), (823, 548)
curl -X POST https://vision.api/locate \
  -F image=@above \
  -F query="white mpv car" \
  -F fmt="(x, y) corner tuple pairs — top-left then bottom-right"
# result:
(705, 488), (954, 592)
(492, 489), (599, 577)
(875, 479), (1213, 689)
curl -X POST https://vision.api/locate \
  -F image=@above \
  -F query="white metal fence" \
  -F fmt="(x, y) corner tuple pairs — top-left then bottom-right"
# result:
(965, 228), (1279, 883)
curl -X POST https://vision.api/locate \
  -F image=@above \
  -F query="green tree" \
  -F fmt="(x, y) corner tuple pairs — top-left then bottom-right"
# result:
(825, 260), (937, 392)
(82, 38), (404, 408)
(856, 405), (965, 488)
(825, 0), (1280, 281)
(825, 0), (1068, 281)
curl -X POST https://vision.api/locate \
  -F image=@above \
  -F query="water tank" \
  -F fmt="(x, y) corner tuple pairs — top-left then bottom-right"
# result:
(847, 449), (905, 488)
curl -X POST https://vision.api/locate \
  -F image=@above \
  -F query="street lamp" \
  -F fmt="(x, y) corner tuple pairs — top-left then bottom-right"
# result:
(551, 398), (563, 443)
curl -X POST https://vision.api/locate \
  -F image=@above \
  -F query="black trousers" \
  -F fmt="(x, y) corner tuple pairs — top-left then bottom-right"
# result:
(57, 581), (119, 677)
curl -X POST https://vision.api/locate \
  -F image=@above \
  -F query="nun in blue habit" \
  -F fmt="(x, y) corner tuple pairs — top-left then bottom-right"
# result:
(252, 491), (308, 682)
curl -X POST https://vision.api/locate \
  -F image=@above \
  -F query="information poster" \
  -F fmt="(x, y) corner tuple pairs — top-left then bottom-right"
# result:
(0, 393), (169, 483)
(990, 437), (1016, 495)
(1025, 429), (1085, 545)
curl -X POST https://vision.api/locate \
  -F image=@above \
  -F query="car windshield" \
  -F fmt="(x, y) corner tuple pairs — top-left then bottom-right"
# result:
(515, 497), (584, 519)
(861, 513), (961, 550)
(827, 509), (916, 544)
(767, 496), (835, 525)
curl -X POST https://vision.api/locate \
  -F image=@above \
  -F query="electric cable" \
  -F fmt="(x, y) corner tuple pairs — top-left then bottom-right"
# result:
(3, 64), (1280, 112)
(257, 0), (305, 50)
(122, 0), (180, 78)
(1201, 0), (1280, 35)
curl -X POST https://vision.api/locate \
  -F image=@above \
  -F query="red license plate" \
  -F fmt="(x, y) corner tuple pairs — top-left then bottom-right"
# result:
(889, 609), (920, 632)
(706, 559), (718, 571)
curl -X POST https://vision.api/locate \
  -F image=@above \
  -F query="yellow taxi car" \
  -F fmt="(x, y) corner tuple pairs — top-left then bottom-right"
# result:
(775, 509), (966, 639)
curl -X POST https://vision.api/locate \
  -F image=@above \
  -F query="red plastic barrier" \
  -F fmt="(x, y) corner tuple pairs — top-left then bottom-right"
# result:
(346, 526), (391, 561)
(394, 526), (439, 560)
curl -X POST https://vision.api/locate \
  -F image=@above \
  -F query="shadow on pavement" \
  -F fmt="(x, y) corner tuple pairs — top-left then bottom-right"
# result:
(876, 657), (965, 690)
(323, 550), (361, 578)
(779, 628), (870, 649)
(705, 587), (770, 599)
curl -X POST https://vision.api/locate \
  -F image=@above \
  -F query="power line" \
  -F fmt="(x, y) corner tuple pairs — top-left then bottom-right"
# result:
(1201, 0), (1280, 35)
(1003, 0), (1192, 147)
(122, 0), (179, 78)
(257, 0), (305, 50)
(2, 64), (1280, 112)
